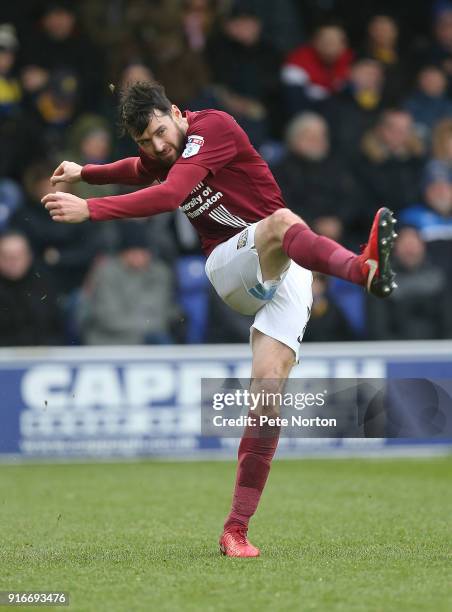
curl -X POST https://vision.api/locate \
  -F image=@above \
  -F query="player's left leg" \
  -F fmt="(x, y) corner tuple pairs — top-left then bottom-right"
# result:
(220, 329), (295, 558)
(255, 206), (397, 298)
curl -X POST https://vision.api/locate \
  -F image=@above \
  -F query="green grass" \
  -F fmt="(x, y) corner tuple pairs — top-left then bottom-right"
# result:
(0, 457), (451, 612)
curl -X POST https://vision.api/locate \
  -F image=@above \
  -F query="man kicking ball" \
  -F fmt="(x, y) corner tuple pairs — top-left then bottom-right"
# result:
(42, 81), (397, 558)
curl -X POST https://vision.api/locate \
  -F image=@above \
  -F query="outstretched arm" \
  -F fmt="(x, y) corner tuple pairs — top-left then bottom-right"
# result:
(81, 157), (156, 185)
(42, 163), (208, 223)
(51, 156), (156, 187)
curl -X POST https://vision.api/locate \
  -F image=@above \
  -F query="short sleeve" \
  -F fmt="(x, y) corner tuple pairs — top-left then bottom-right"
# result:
(176, 112), (238, 175)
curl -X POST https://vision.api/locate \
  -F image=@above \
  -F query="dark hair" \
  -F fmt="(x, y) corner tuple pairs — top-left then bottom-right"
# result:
(118, 81), (172, 137)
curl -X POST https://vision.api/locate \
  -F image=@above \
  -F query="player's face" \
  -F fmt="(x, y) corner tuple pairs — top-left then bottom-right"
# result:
(134, 107), (187, 166)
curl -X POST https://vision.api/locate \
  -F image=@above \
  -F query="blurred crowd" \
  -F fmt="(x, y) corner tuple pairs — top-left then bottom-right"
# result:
(1, 0), (452, 347)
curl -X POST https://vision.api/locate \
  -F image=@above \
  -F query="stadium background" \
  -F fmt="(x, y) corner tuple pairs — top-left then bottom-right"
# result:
(0, 0), (451, 459)
(1, 0), (452, 349)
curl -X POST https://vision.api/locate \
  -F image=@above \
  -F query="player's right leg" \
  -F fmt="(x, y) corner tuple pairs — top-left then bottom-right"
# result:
(205, 226), (312, 558)
(219, 329), (295, 558)
(255, 207), (398, 298)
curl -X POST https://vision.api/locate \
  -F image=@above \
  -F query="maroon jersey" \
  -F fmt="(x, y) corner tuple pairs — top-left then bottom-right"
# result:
(84, 110), (286, 256)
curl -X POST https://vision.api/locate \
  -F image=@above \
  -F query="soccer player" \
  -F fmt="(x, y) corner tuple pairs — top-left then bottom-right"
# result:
(42, 82), (397, 558)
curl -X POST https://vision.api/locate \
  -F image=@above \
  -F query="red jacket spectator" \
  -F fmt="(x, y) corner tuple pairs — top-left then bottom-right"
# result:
(281, 24), (354, 115)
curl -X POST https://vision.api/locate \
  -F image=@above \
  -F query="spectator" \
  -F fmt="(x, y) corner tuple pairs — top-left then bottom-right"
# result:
(115, 2), (215, 113)
(0, 231), (62, 346)
(0, 24), (44, 180)
(400, 177), (452, 278)
(361, 14), (408, 104)
(424, 118), (452, 184)
(20, 0), (105, 112)
(10, 161), (100, 294)
(151, 32), (212, 112)
(272, 112), (361, 243)
(63, 113), (118, 201)
(367, 227), (452, 340)
(356, 109), (425, 214)
(25, 68), (81, 154)
(207, 7), (281, 143)
(0, 24), (21, 113)
(303, 274), (356, 342)
(281, 22), (354, 117)
(404, 65), (452, 146)
(227, 0), (303, 54)
(78, 221), (179, 345)
(416, 3), (452, 94)
(183, 0), (218, 52)
(363, 14), (399, 65)
(59, 112), (122, 254)
(332, 58), (386, 161)
(85, 0), (184, 84)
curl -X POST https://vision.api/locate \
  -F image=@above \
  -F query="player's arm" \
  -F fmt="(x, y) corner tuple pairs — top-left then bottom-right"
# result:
(51, 155), (156, 187)
(41, 163), (208, 223)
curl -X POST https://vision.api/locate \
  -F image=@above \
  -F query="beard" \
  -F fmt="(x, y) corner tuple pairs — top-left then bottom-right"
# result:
(174, 124), (186, 156)
(159, 124), (186, 167)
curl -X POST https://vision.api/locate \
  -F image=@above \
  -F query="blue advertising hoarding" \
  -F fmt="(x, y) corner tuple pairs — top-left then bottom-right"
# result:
(0, 342), (451, 459)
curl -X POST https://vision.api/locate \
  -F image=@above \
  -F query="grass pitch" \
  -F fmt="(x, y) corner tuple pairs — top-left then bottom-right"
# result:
(0, 457), (451, 612)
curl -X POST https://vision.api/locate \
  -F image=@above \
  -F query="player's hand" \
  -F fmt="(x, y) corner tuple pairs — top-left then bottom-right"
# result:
(41, 192), (90, 223)
(50, 161), (83, 185)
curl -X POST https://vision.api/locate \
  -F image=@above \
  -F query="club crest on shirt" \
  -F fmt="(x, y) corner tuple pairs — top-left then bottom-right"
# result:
(182, 135), (205, 158)
(236, 229), (248, 249)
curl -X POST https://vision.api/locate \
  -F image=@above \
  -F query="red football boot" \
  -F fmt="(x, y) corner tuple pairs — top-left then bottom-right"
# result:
(219, 527), (260, 558)
(359, 207), (398, 297)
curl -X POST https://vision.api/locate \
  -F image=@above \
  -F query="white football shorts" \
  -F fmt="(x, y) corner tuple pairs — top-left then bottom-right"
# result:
(205, 221), (313, 360)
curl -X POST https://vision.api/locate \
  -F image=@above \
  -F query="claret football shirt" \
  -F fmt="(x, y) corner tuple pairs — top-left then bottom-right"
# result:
(83, 110), (286, 255)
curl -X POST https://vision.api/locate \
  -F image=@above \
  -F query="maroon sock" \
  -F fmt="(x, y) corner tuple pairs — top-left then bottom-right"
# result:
(224, 422), (280, 531)
(282, 223), (366, 285)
